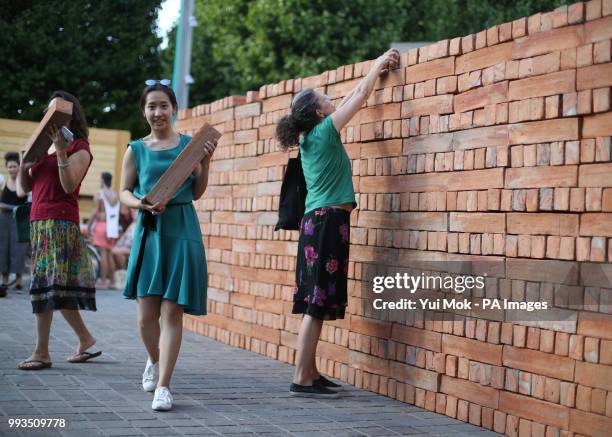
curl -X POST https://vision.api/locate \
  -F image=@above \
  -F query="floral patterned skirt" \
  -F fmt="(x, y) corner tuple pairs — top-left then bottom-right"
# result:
(29, 219), (96, 314)
(293, 206), (350, 320)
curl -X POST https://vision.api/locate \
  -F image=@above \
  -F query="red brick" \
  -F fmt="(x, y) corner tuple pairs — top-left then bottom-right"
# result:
(448, 212), (505, 233)
(584, 337), (600, 363)
(391, 324), (442, 351)
(262, 94), (292, 113)
(593, 87), (611, 112)
(454, 82), (508, 113)
(509, 118), (579, 145)
(401, 95), (454, 118)
(547, 236), (561, 258)
(544, 377), (561, 403)
(513, 25), (585, 59)
(551, 6), (569, 28)
(577, 89), (593, 114)
(576, 384), (593, 410)
(449, 37), (462, 56)
(457, 42), (513, 74)
(587, 0), (603, 20)
(441, 334), (502, 365)
(569, 2), (586, 24)
(596, 136), (611, 160)
(594, 39), (612, 63)
(561, 47), (578, 71)
(580, 163), (612, 189)
(563, 91), (578, 115)
(577, 43), (594, 67)
(570, 409), (612, 436)
(580, 213), (612, 236)
(511, 69), (575, 100)
(578, 63), (612, 91)
(544, 95), (561, 119)
(576, 361), (612, 391)
(405, 57), (455, 84)
(605, 189), (612, 211)
(505, 165), (578, 189)
(560, 381), (577, 407)
(440, 375), (499, 409)
(554, 187), (570, 210)
(500, 391), (569, 429)
(512, 17), (527, 38)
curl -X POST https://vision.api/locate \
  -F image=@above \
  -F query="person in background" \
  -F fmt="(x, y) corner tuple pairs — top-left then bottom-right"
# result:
(112, 208), (138, 270)
(89, 171), (120, 289)
(0, 152), (29, 296)
(119, 203), (134, 232)
(17, 90), (101, 370)
(275, 48), (400, 398)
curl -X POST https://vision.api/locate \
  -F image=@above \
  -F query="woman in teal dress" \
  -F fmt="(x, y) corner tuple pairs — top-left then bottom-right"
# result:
(120, 80), (217, 411)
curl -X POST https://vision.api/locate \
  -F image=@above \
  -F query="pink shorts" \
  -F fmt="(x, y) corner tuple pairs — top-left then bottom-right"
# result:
(92, 221), (114, 249)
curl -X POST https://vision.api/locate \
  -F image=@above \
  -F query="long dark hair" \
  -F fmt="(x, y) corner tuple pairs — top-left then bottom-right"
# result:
(275, 88), (321, 150)
(48, 90), (89, 141)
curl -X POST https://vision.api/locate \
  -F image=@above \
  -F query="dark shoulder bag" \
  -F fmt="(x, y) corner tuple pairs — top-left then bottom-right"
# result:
(13, 202), (32, 243)
(275, 151), (308, 231)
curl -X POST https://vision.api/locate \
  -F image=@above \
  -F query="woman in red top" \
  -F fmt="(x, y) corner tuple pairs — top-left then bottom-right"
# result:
(17, 91), (101, 370)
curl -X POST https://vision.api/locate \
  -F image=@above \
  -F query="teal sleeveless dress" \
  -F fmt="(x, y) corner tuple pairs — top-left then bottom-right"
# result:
(123, 134), (207, 315)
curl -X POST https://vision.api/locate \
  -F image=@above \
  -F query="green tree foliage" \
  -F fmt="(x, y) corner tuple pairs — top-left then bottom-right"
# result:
(0, 0), (163, 137)
(163, 0), (570, 105)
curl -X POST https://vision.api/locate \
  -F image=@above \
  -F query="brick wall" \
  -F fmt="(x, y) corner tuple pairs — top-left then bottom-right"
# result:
(176, 2), (612, 435)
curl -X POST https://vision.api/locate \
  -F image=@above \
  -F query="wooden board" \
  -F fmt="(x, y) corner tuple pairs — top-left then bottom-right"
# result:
(144, 123), (222, 205)
(22, 98), (73, 163)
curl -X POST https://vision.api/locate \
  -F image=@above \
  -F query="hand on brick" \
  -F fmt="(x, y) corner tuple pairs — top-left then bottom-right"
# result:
(202, 139), (218, 160)
(376, 48), (400, 75)
(139, 199), (166, 215)
(46, 124), (69, 154)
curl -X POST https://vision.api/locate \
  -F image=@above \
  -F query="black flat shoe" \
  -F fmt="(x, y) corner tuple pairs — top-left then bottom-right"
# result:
(0, 286), (7, 298)
(289, 383), (340, 398)
(315, 375), (343, 391)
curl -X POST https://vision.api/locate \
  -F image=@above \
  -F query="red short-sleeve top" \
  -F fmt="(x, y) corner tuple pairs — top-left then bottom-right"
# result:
(30, 138), (93, 224)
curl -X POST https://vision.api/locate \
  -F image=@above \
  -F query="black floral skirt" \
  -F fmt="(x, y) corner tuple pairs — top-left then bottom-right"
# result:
(293, 206), (350, 320)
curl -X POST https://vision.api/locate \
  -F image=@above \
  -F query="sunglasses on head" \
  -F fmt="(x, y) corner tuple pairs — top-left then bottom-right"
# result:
(145, 79), (171, 87)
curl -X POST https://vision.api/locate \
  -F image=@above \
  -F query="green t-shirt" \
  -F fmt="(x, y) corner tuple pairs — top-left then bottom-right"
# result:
(300, 115), (356, 213)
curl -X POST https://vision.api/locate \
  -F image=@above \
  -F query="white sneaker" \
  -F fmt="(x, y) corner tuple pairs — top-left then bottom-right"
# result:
(142, 359), (159, 392)
(152, 386), (173, 411)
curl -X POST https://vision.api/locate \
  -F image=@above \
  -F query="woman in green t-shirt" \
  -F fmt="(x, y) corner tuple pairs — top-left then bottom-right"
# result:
(276, 48), (400, 398)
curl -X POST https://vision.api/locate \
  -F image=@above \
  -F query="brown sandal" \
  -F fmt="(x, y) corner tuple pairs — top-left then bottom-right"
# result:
(18, 360), (52, 370)
(67, 350), (102, 363)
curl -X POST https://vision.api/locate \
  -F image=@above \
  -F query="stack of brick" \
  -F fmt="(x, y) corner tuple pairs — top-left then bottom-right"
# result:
(176, 1), (612, 435)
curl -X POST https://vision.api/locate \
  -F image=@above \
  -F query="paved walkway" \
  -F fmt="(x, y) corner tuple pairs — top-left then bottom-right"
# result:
(0, 289), (501, 436)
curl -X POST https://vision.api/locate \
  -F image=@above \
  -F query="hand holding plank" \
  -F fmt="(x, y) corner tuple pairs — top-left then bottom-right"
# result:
(23, 98), (73, 163)
(46, 124), (69, 154)
(143, 123), (222, 206)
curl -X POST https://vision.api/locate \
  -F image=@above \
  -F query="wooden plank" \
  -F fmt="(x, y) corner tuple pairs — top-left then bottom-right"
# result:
(144, 123), (222, 205)
(23, 98), (73, 162)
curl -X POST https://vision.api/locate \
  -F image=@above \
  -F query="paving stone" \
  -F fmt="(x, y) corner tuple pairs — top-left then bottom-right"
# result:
(0, 289), (501, 436)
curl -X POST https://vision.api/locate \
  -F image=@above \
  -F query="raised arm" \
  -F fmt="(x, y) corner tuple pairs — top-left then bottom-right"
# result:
(17, 152), (34, 195)
(331, 48), (400, 132)
(48, 125), (91, 194)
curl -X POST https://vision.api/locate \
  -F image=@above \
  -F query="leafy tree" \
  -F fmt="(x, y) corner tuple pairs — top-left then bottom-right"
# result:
(162, 0), (571, 106)
(0, 0), (163, 137)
